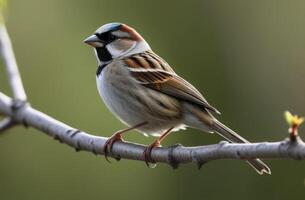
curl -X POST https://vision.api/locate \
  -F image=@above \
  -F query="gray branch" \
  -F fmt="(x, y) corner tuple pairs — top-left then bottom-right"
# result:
(1, 92), (305, 169)
(0, 117), (14, 133)
(0, 22), (305, 173)
(0, 25), (27, 101)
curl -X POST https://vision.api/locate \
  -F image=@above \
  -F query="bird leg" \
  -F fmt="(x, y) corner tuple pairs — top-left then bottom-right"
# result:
(103, 121), (147, 162)
(143, 127), (174, 166)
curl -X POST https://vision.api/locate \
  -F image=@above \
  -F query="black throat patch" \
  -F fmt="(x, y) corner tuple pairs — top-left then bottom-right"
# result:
(96, 47), (112, 62)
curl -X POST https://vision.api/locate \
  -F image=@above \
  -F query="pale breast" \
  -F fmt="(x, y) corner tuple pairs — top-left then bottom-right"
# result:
(96, 60), (185, 136)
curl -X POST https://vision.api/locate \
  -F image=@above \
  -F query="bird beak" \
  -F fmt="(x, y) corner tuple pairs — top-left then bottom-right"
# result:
(83, 35), (104, 47)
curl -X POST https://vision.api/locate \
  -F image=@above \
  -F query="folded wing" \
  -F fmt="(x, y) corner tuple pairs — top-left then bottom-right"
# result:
(124, 52), (220, 114)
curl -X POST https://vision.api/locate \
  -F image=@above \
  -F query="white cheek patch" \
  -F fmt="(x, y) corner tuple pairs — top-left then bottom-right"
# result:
(106, 40), (136, 58)
(106, 43), (125, 58)
(123, 41), (151, 57)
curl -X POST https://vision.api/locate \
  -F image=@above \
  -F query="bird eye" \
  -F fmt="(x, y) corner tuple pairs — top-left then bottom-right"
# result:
(109, 34), (116, 40)
(95, 32), (117, 43)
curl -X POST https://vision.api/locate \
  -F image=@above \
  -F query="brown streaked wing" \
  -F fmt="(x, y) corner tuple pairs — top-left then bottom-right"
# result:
(146, 51), (175, 73)
(128, 67), (220, 114)
(130, 69), (172, 84)
(132, 55), (150, 69)
(125, 57), (141, 68)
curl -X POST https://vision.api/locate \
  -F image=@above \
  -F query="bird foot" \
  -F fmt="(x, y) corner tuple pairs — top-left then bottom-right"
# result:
(143, 140), (160, 168)
(103, 132), (123, 162)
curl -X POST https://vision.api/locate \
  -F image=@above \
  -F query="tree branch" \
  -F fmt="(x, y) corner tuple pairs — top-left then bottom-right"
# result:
(0, 20), (305, 173)
(0, 25), (26, 101)
(0, 117), (14, 133)
(1, 92), (305, 168)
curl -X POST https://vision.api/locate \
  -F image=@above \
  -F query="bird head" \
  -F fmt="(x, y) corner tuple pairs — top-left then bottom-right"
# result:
(84, 23), (150, 64)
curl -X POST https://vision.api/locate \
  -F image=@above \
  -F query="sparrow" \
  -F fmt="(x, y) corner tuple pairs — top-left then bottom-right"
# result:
(84, 22), (271, 175)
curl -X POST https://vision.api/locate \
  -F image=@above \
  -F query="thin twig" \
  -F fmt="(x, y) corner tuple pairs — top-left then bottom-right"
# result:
(0, 117), (14, 133)
(0, 25), (26, 101)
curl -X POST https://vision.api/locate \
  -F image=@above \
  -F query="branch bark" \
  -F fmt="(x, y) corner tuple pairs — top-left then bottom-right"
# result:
(0, 25), (26, 101)
(0, 22), (305, 173)
(0, 117), (14, 133)
(1, 92), (305, 168)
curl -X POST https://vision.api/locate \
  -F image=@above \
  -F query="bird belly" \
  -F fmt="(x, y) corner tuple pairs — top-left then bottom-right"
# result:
(96, 66), (185, 136)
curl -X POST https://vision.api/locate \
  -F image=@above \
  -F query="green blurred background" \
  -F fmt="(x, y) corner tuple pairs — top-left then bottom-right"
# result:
(0, 0), (305, 199)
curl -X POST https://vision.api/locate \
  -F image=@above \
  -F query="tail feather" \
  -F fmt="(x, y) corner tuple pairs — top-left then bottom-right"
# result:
(212, 119), (271, 175)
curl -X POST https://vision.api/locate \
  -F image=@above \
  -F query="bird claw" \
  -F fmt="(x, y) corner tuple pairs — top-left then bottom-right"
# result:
(143, 141), (160, 168)
(102, 122), (148, 162)
(103, 132), (123, 162)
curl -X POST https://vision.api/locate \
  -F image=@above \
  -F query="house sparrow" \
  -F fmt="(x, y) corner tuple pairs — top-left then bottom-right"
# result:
(84, 22), (271, 175)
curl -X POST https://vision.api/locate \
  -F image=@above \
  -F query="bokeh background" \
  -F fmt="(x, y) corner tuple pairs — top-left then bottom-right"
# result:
(0, 0), (305, 199)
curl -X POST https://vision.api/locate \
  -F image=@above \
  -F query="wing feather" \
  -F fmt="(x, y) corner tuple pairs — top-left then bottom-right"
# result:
(124, 52), (220, 114)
